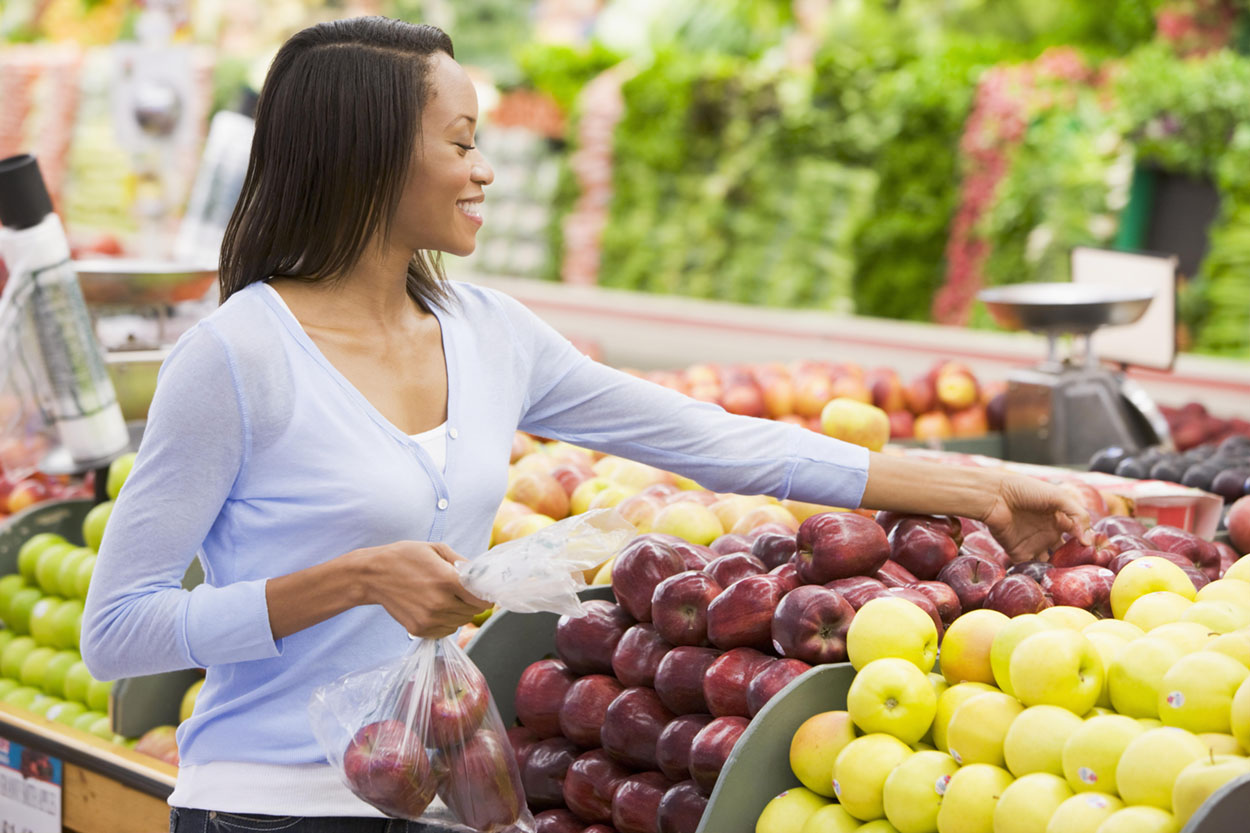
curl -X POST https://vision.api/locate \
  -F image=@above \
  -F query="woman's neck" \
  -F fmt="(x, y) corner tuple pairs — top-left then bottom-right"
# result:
(275, 244), (418, 330)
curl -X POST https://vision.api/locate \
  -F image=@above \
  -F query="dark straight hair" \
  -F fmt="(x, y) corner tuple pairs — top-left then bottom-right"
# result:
(218, 17), (454, 311)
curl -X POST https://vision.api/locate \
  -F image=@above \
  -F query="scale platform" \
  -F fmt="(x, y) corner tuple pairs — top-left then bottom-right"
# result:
(978, 282), (1171, 466)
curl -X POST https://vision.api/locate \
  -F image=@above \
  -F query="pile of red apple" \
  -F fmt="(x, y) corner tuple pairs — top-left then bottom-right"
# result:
(622, 359), (1003, 442)
(0, 469), (93, 521)
(1160, 401), (1250, 453)
(340, 659), (527, 830)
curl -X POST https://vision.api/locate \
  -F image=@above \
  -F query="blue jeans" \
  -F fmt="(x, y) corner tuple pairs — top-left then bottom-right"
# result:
(169, 808), (450, 833)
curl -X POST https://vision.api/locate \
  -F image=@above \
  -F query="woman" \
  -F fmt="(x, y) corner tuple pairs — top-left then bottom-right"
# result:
(81, 16), (1088, 833)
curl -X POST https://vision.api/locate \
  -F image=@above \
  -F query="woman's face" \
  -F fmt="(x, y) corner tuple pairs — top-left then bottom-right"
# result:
(394, 52), (494, 257)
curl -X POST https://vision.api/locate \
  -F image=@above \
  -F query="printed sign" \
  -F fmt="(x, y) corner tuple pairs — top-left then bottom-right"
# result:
(0, 737), (62, 833)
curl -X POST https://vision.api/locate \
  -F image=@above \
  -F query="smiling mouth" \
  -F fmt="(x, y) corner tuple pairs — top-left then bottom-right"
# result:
(457, 200), (483, 222)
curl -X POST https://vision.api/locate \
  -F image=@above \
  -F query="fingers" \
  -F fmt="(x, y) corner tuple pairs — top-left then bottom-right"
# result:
(431, 542), (468, 565)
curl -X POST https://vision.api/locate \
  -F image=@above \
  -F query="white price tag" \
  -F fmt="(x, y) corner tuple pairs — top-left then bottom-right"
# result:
(0, 737), (62, 833)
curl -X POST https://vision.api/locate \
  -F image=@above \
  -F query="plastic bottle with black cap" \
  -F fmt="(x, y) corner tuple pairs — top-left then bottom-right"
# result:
(0, 153), (130, 468)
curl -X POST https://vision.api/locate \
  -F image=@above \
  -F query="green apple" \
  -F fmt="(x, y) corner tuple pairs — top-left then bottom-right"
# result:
(1107, 637), (1183, 718)
(1182, 599), (1250, 633)
(992, 772), (1072, 833)
(946, 690), (1023, 768)
(1209, 630), (1250, 669)
(1149, 621), (1215, 654)
(852, 822), (899, 833)
(81, 500), (113, 552)
(0, 679), (17, 700)
(180, 678), (204, 723)
(1111, 557), (1197, 619)
(41, 649), (79, 698)
(1038, 605), (1098, 630)
(18, 646), (55, 689)
(935, 763), (1012, 833)
(932, 681), (996, 754)
(1233, 676), (1250, 752)
(0, 635), (37, 678)
(1116, 726), (1208, 809)
(990, 614), (1057, 697)
(832, 733), (913, 821)
(847, 597), (939, 673)
(1087, 805), (1177, 833)
(790, 710), (857, 797)
(28, 595), (64, 646)
(1043, 792), (1122, 833)
(1158, 651), (1249, 734)
(1197, 732), (1244, 756)
(63, 660), (93, 704)
(1171, 753), (1250, 827)
(1081, 619), (1144, 641)
(0, 630), (14, 659)
(34, 545), (75, 597)
(1009, 629), (1104, 715)
(73, 553), (96, 600)
(1083, 632), (1127, 709)
(2, 685), (41, 709)
(1003, 704), (1085, 777)
(882, 750), (957, 833)
(28, 694), (61, 718)
(1170, 750), (1250, 825)
(16, 534), (66, 583)
(87, 716), (114, 741)
(0, 574), (28, 624)
(1138, 717), (1164, 729)
(798, 803), (859, 833)
(6, 587), (41, 636)
(1060, 714), (1143, 794)
(86, 678), (112, 712)
(924, 673), (948, 745)
(106, 452), (136, 499)
(939, 609), (1008, 685)
(49, 598), (83, 649)
(757, 786), (829, 833)
(45, 700), (86, 726)
(1223, 556), (1250, 583)
(54, 549), (93, 600)
(1197, 579), (1250, 609)
(848, 658), (938, 745)
(1124, 591), (1194, 631)
(71, 709), (106, 733)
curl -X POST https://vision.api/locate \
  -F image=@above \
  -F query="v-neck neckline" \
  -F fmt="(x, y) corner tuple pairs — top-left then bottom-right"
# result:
(256, 282), (458, 456)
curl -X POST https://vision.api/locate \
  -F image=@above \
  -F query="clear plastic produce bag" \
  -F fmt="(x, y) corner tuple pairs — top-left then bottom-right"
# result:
(310, 510), (632, 830)
(0, 268), (57, 483)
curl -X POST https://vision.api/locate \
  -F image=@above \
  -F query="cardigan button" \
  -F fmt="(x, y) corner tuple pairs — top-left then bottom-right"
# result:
(448, 427), (459, 439)
(437, 498), (449, 510)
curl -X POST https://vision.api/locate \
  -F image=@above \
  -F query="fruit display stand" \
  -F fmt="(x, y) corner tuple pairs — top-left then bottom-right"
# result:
(0, 498), (203, 831)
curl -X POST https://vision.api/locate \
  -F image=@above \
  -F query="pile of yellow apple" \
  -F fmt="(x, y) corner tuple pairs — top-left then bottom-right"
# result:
(756, 555), (1250, 833)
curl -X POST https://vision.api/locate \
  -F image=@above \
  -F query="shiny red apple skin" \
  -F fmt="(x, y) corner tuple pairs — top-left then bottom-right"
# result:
(770, 585), (854, 664)
(556, 600), (635, 676)
(706, 575), (785, 651)
(710, 534), (753, 556)
(1044, 565), (1115, 617)
(342, 719), (436, 818)
(704, 553), (767, 588)
(796, 512), (891, 583)
(913, 580), (963, 625)
(824, 575), (889, 609)
(613, 538), (687, 622)
(885, 586), (946, 636)
(688, 716), (749, 795)
(746, 658), (812, 716)
(1215, 541), (1239, 577)
(656, 714), (715, 782)
(613, 623), (674, 687)
(657, 780), (709, 833)
(702, 647), (775, 718)
(750, 533), (797, 570)
(655, 646), (723, 715)
(601, 687), (677, 770)
(888, 516), (961, 580)
(669, 540), (716, 571)
(534, 808), (585, 833)
(521, 736), (581, 809)
(1093, 515), (1148, 538)
(651, 572), (722, 647)
(983, 574), (1051, 616)
(876, 559), (920, 588)
(960, 529), (1011, 569)
(768, 562), (800, 593)
(1006, 560), (1053, 585)
(563, 749), (633, 824)
(612, 771), (676, 833)
(1145, 525), (1223, 580)
(435, 729), (525, 830)
(559, 674), (625, 749)
(506, 725), (539, 771)
(516, 659), (578, 739)
(937, 555), (1005, 611)
(875, 510), (909, 536)
(1107, 548), (1209, 589)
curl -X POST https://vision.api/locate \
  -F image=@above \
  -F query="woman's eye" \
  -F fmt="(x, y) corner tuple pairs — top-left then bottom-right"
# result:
(455, 142), (476, 152)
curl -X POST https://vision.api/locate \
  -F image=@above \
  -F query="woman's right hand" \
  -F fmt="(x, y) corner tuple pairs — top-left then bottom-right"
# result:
(356, 541), (491, 639)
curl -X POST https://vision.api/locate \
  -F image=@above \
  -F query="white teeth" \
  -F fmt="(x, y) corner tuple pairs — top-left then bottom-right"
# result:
(457, 201), (482, 218)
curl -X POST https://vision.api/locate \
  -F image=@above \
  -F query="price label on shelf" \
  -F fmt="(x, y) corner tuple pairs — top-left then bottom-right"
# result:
(0, 737), (62, 833)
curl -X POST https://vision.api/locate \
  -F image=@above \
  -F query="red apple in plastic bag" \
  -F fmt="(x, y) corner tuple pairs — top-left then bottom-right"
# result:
(436, 729), (525, 831)
(343, 719), (436, 818)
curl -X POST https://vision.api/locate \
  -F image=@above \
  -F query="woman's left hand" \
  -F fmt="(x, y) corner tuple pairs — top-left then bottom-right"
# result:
(980, 474), (1092, 563)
